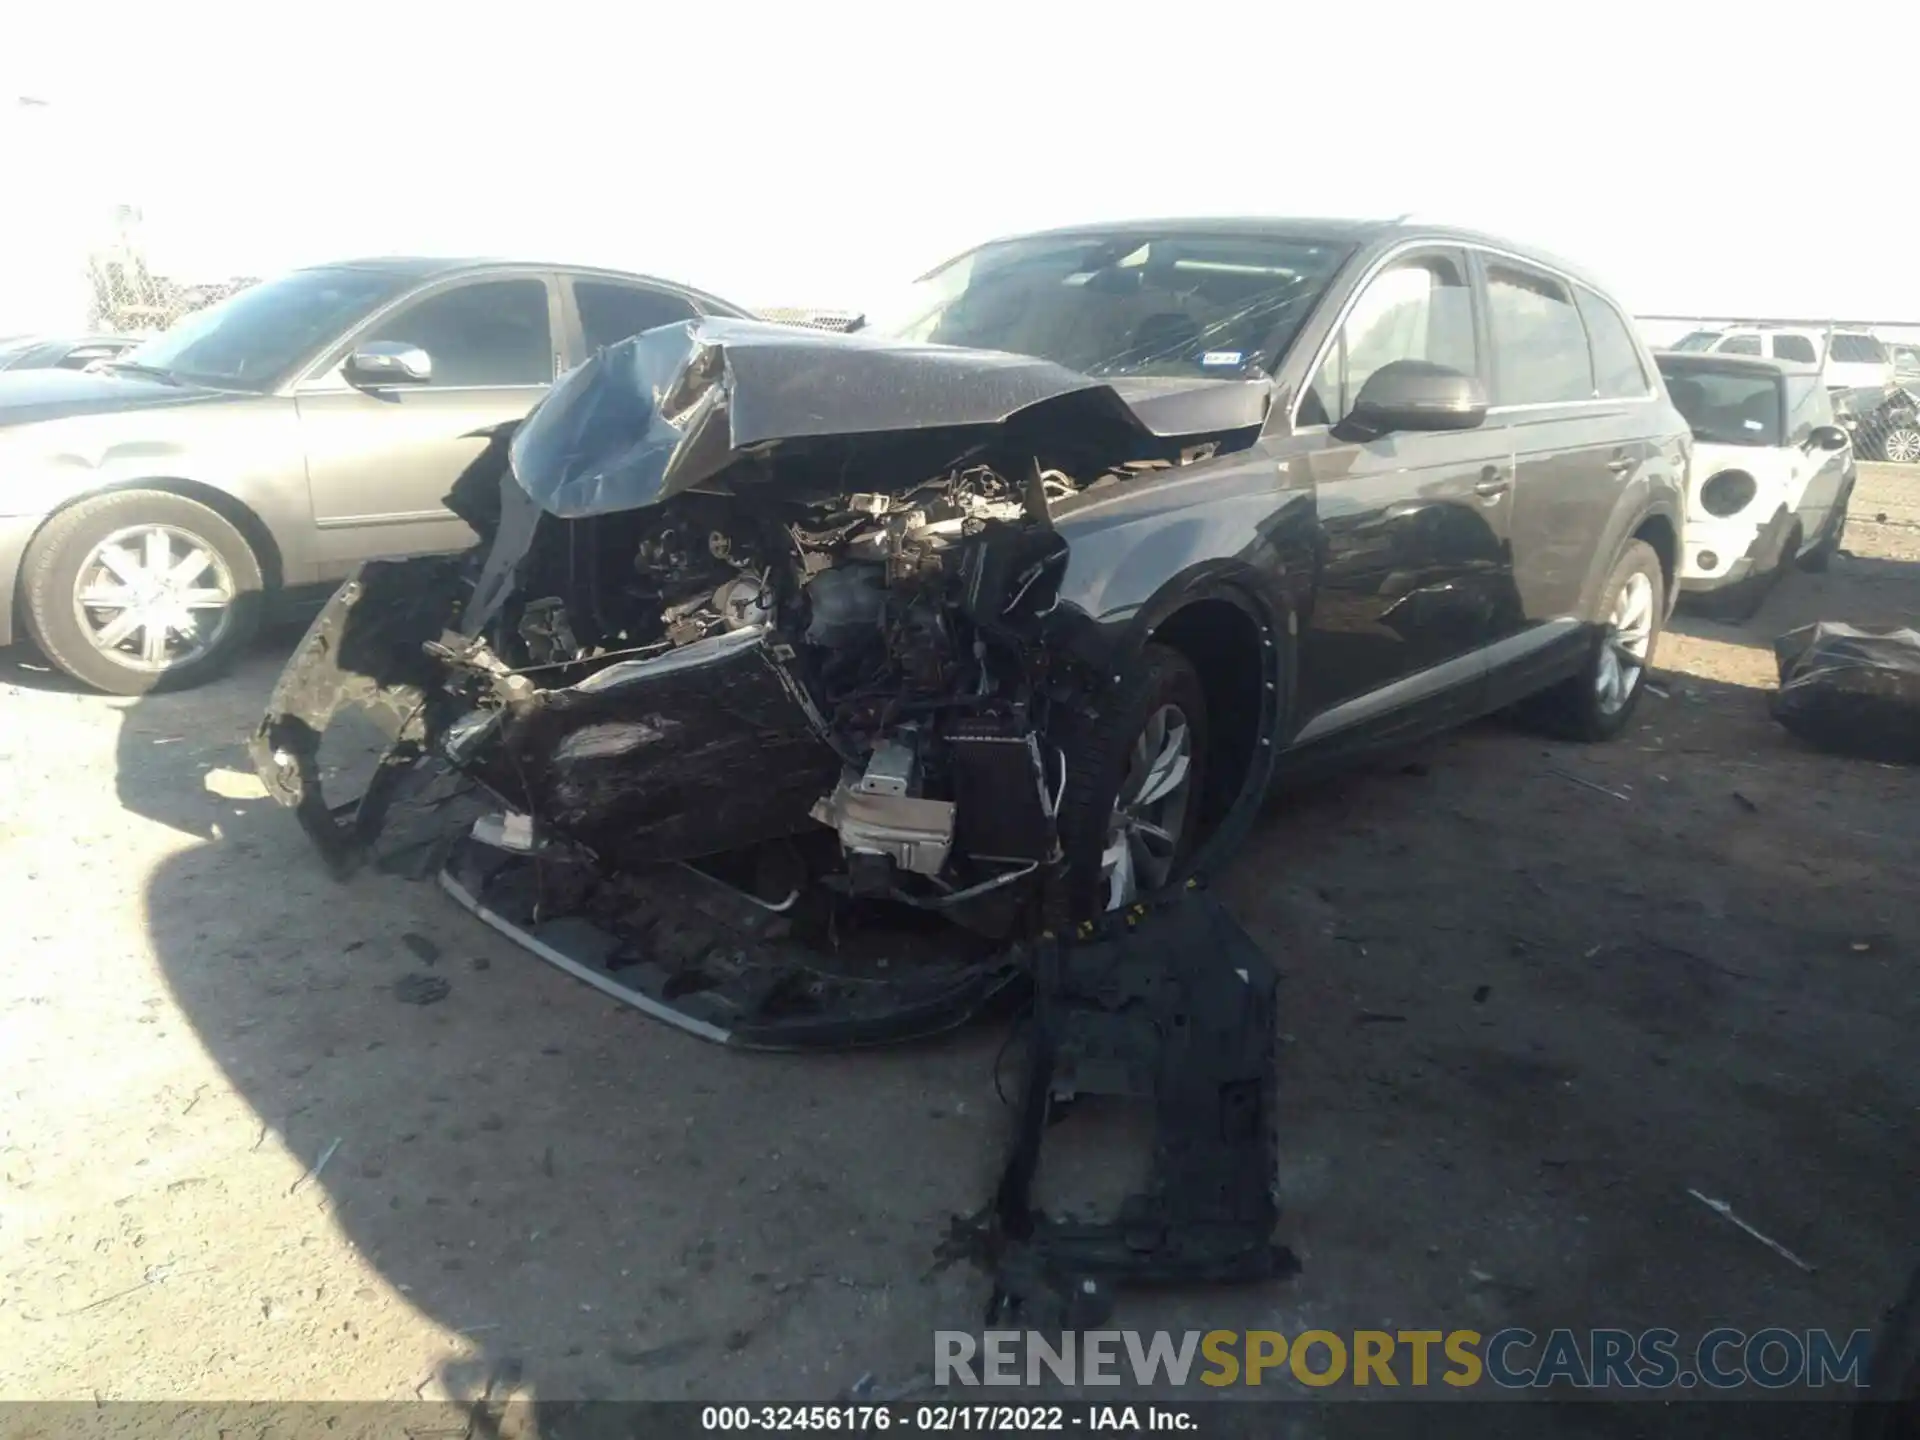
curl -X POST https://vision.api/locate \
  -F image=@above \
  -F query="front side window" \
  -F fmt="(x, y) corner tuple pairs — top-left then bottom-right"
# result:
(1575, 286), (1650, 399)
(358, 279), (552, 387)
(574, 281), (696, 353)
(1657, 365), (1784, 446)
(1717, 334), (1763, 356)
(1299, 255), (1476, 427)
(1771, 333), (1819, 364)
(1485, 263), (1593, 405)
(863, 230), (1352, 379)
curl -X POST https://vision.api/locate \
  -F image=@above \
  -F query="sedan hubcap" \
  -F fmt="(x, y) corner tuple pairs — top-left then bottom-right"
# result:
(1596, 571), (1654, 715)
(72, 524), (235, 672)
(1100, 703), (1194, 911)
(1884, 428), (1920, 464)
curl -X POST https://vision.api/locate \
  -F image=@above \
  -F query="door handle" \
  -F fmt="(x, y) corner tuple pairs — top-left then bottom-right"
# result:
(1607, 455), (1634, 474)
(1474, 470), (1510, 498)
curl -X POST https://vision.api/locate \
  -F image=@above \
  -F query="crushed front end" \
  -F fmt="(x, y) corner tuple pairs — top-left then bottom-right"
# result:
(251, 319), (1255, 1040)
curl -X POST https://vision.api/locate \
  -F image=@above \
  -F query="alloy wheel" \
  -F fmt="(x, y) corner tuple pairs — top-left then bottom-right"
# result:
(1595, 571), (1654, 716)
(70, 523), (236, 673)
(1099, 702), (1194, 910)
(1882, 428), (1920, 464)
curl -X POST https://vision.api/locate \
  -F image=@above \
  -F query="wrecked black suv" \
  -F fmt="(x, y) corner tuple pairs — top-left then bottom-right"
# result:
(252, 218), (1686, 1046)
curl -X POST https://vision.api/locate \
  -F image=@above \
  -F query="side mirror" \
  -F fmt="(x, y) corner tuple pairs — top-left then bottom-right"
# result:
(344, 341), (432, 387)
(1336, 359), (1488, 440)
(1809, 424), (1850, 452)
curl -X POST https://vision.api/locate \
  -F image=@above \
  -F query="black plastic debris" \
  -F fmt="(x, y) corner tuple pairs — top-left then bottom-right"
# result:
(940, 884), (1296, 1327)
(394, 974), (451, 1006)
(1771, 622), (1920, 765)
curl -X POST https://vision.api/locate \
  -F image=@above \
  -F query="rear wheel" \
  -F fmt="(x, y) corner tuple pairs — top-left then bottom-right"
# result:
(21, 489), (264, 695)
(1057, 643), (1209, 920)
(1880, 426), (1920, 465)
(1517, 539), (1664, 742)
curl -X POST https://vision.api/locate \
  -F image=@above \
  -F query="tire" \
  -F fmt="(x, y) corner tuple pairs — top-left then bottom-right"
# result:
(1056, 642), (1210, 922)
(1800, 483), (1851, 572)
(1516, 539), (1664, 743)
(20, 489), (264, 695)
(1879, 426), (1920, 465)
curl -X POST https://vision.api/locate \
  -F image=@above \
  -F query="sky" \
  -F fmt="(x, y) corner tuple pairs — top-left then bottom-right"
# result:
(4, 0), (1918, 332)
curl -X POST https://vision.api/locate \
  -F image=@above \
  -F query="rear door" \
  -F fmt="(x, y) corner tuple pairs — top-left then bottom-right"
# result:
(558, 275), (700, 368)
(1486, 259), (1655, 651)
(295, 272), (561, 571)
(1288, 247), (1514, 743)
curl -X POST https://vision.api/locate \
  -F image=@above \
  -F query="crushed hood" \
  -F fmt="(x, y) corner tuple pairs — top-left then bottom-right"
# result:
(505, 317), (1272, 519)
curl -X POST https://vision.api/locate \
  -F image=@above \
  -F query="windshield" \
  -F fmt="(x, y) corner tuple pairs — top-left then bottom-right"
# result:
(1659, 365), (1783, 446)
(1670, 330), (1722, 352)
(123, 267), (410, 390)
(862, 231), (1353, 379)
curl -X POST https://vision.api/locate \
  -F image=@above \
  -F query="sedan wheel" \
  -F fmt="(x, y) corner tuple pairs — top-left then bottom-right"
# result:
(1099, 702), (1195, 911)
(72, 523), (238, 672)
(1881, 427), (1920, 465)
(20, 489), (263, 695)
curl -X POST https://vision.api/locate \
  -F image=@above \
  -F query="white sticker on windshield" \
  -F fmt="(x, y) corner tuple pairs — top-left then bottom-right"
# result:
(1744, 419), (1763, 430)
(1202, 350), (1243, 366)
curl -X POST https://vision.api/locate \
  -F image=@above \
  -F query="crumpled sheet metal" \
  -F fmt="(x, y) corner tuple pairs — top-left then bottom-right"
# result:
(503, 317), (1270, 519)
(1771, 622), (1920, 765)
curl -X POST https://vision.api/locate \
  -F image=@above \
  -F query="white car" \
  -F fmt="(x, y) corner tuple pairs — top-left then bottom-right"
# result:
(1667, 325), (1895, 392)
(1655, 351), (1856, 616)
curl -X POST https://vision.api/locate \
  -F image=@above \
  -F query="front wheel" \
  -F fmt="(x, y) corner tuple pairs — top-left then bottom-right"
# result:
(20, 489), (264, 695)
(1056, 643), (1210, 921)
(1516, 539), (1665, 743)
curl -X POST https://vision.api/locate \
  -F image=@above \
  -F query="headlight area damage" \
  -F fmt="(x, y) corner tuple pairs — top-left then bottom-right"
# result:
(251, 317), (1294, 1307)
(251, 317), (1279, 1040)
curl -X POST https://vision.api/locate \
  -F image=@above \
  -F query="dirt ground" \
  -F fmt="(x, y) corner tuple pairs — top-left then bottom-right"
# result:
(1, 466), (1915, 1416)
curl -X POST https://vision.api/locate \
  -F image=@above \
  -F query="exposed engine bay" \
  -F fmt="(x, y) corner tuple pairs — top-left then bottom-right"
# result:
(428, 457), (1100, 937)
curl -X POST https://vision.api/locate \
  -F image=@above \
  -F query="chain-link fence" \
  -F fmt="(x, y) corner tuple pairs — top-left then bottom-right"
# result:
(84, 251), (258, 336)
(753, 305), (862, 333)
(1637, 315), (1920, 466)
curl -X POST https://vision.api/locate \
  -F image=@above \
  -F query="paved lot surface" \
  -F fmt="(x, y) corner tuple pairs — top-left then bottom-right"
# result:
(2, 466), (1916, 1416)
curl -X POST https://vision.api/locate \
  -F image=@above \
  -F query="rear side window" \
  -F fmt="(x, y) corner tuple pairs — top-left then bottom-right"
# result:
(1771, 333), (1818, 364)
(1574, 286), (1650, 399)
(1485, 263), (1593, 405)
(1829, 333), (1888, 363)
(574, 281), (697, 353)
(1718, 334), (1763, 356)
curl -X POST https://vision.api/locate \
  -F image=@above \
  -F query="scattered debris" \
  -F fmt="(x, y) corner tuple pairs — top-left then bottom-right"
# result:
(289, 1137), (342, 1196)
(1771, 623), (1920, 765)
(938, 886), (1296, 1327)
(201, 768), (270, 801)
(393, 974), (450, 1006)
(1354, 1010), (1408, 1026)
(1550, 767), (1631, 802)
(1644, 681), (1670, 699)
(1686, 1188), (1815, 1272)
(843, 1370), (938, 1404)
(1472, 985), (1492, 1004)
(1732, 792), (1759, 813)
(401, 932), (442, 965)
